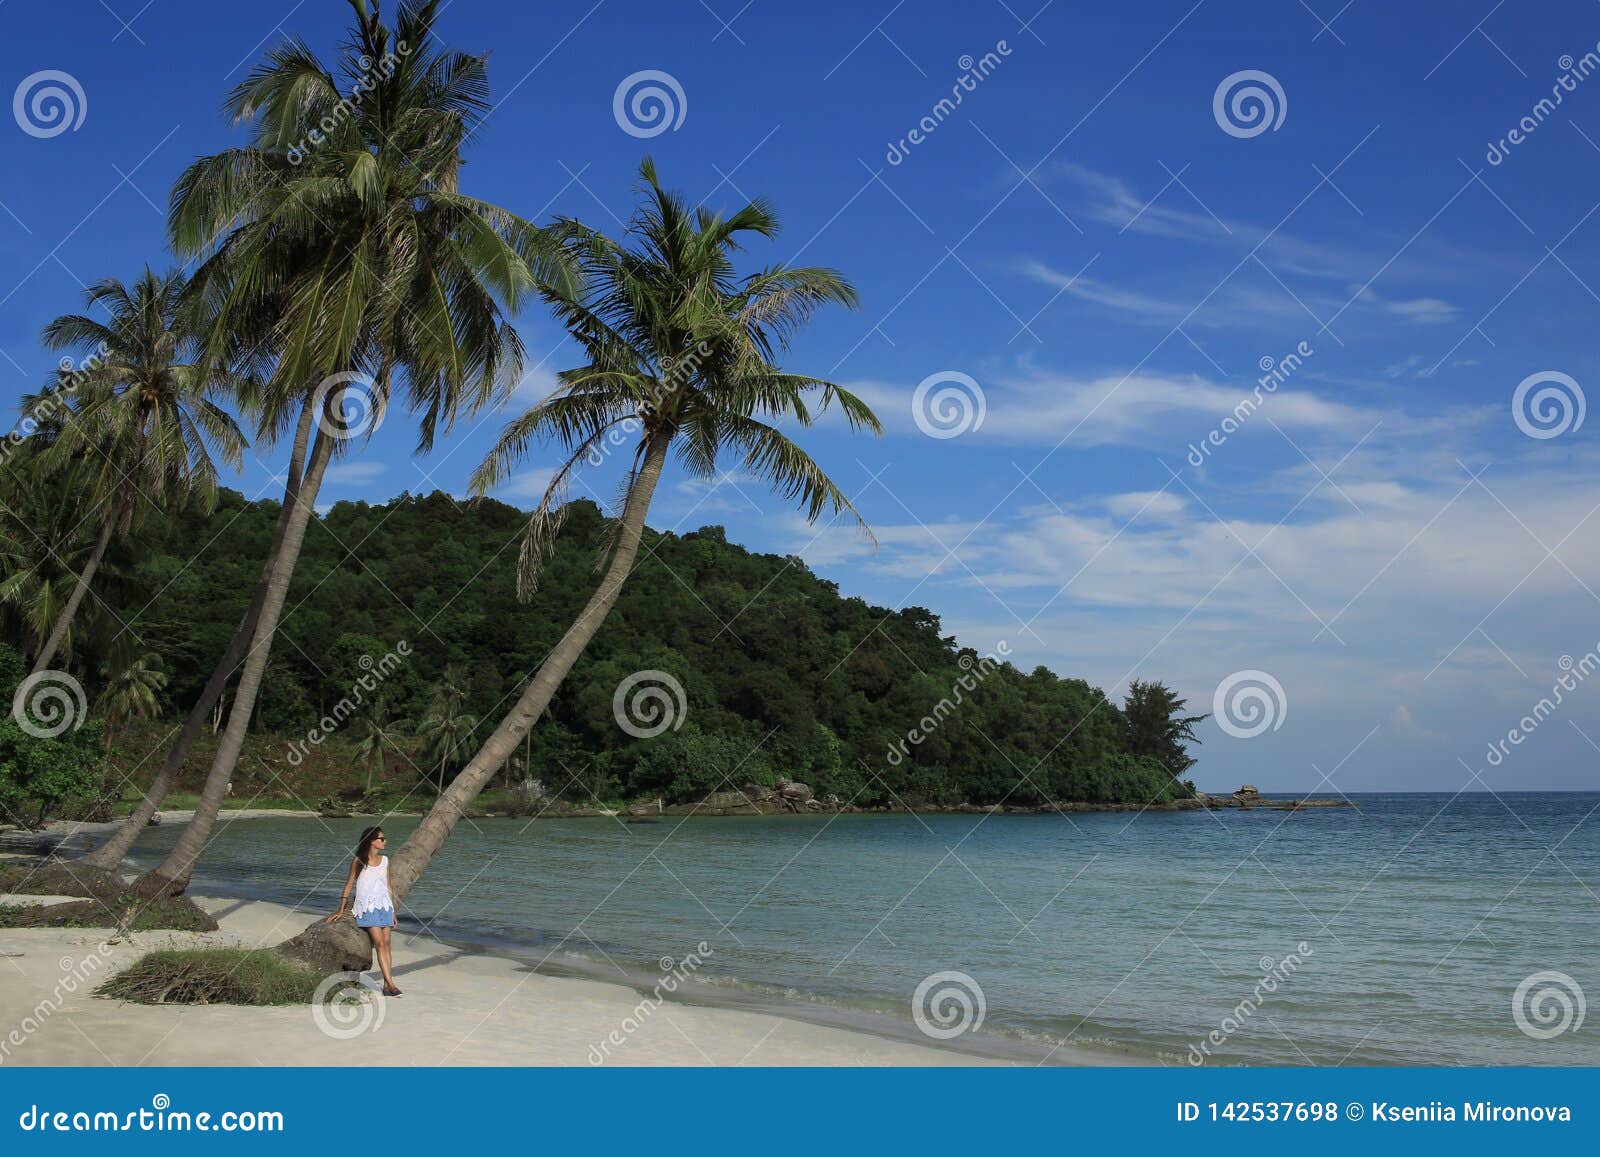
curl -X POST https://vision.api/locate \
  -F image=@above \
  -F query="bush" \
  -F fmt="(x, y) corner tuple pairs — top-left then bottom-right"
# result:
(629, 729), (774, 802)
(0, 718), (104, 827)
(0, 643), (104, 827)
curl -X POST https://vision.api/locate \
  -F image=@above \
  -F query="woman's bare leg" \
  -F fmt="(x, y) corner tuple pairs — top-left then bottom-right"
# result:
(374, 926), (397, 990)
(366, 926), (397, 990)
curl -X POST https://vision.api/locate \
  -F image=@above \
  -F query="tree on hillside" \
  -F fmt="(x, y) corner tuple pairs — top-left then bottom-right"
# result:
(98, 652), (167, 753)
(1123, 679), (1206, 780)
(352, 702), (403, 795)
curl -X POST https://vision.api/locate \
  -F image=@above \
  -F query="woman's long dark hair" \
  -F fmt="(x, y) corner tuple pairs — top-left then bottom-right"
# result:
(355, 826), (384, 866)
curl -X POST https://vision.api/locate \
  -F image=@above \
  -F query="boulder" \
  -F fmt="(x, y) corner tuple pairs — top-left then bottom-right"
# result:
(778, 780), (813, 803)
(742, 783), (776, 802)
(275, 915), (373, 973)
(702, 790), (750, 809)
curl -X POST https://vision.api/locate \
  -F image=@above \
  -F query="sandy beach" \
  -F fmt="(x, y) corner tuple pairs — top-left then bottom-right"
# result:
(0, 879), (1002, 1067)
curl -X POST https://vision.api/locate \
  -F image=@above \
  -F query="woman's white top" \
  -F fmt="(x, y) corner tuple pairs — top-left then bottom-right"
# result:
(352, 855), (392, 916)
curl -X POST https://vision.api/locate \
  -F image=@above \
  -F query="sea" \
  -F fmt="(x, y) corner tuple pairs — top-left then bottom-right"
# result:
(117, 791), (1599, 1065)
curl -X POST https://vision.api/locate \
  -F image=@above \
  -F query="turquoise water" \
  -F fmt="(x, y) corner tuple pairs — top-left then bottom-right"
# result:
(125, 793), (1600, 1065)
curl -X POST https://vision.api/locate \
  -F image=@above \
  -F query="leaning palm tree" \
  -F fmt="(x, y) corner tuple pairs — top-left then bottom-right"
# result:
(133, 0), (566, 897)
(19, 268), (248, 674)
(80, 403), (314, 872)
(378, 160), (879, 900)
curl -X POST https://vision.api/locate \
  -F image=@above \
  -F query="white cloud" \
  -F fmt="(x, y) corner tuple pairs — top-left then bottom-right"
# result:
(499, 466), (559, 500)
(847, 368), (1383, 448)
(324, 461), (389, 485)
(1019, 259), (1325, 328)
(1104, 490), (1187, 520)
(1351, 286), (1460, 325)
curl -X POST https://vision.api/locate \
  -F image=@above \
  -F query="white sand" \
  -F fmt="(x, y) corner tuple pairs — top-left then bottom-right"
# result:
(0, 892), (1007, 1066)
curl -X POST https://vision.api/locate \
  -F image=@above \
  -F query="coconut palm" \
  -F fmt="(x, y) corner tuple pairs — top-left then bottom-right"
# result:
(134, 0), (567, 897)
(80, 403), (314, 872)
(19, 268), (248, 674)
(0, 458), (114, 660)
(417, 689), (478, 788)
(99, 653), (167, 751)
(352, 701), (402, 795)
(382, 160), (878, 899)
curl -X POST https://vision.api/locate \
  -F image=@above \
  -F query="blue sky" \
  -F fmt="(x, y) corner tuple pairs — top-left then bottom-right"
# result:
(5, 0), (1600, 792)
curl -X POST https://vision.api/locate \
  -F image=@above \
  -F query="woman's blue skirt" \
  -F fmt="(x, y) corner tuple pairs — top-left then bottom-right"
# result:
(356, 906), (394, 928)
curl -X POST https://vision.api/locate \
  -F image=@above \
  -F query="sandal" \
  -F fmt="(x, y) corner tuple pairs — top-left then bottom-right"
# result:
(382, 985), (403, 997)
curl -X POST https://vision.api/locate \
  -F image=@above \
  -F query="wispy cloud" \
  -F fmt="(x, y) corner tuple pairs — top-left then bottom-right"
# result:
(325, 461), (390, 485)
(1018, 258), (1326, 328)
(847, 368), (1386, 448)
(1045, 162), (1376, 280)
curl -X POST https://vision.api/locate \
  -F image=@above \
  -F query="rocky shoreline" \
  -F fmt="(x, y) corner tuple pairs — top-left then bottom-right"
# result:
(467, 781), (1357, 820)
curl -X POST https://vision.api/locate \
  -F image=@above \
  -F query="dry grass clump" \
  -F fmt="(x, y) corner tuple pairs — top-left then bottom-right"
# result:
(97, 948), (323, 1005)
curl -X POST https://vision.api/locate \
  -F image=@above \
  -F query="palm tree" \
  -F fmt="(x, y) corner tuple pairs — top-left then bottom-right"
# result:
(352, 701), (402, 794)
(19, 268), (248, 674)
(383, 160), (879, 899)
(134, 0), (567, 897)
(0, 459), (113, 660)
(417, 689), (478, 789)
(99, 652), (167, 751)
(80, 403), (315, 872)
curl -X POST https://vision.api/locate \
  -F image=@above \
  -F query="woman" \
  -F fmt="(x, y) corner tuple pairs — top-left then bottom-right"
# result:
(328, 826), (402, 996)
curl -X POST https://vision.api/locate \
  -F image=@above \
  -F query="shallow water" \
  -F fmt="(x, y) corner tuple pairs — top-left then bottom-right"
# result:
(124, 792), (1600, 1065)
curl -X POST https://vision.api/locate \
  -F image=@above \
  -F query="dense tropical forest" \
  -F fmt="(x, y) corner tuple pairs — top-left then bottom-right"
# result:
(2, 485), (1201, 825)
(0, 0), (1205, 955)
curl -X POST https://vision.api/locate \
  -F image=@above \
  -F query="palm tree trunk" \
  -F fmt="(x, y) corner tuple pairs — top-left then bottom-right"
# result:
(81, 402), (316, 871)
(387, 431), (671, 902)
(30, 513), (115, 674)
(133, 411), (338, 897)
